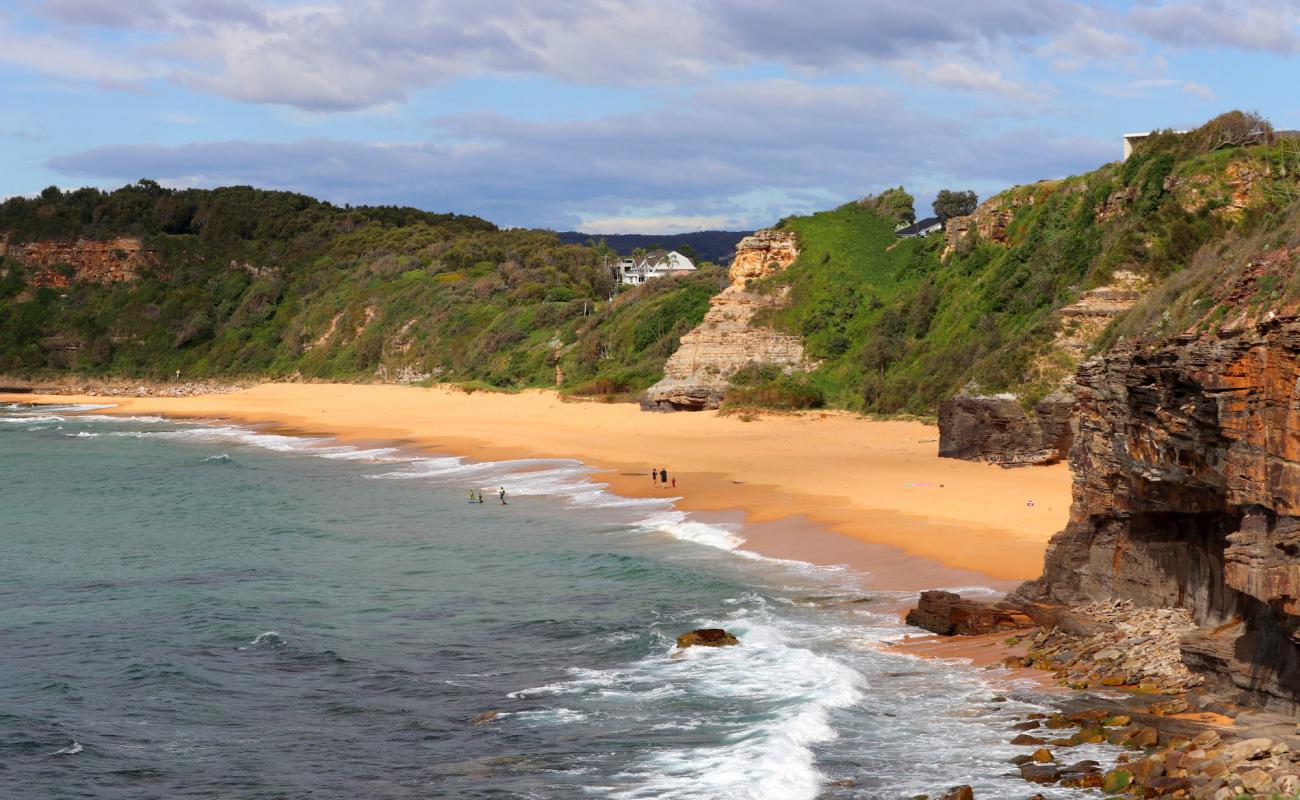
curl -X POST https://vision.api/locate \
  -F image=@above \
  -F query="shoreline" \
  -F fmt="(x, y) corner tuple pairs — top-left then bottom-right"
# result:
(2, 381), (1069, 590)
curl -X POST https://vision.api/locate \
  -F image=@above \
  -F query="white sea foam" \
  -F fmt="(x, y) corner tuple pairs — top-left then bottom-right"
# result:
(514, 612), (864, 800)
(0, 415), (64, 424)
(53, 741), (82, 756)
(242, 631), (285, 649)
(65, 431), (99, 438)
(74, 414), (167, 424)
(633, 510), (746, 552)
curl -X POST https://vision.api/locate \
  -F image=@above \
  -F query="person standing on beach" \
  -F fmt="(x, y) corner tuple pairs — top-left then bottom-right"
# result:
(660, 468), (669, 487)
(499, 486), (507, 505)
(477, 492), (484, 504)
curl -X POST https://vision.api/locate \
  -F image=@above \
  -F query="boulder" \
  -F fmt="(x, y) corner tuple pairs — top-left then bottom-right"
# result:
(939, 786), (974, 800)
(903, 591), (1034, 636)
(1019, 764), (1061, 784)
(675, 628), (739, 648)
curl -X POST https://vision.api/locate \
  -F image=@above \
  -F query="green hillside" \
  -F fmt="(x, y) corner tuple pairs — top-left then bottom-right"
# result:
(753, 111), (1298, 414)
(2, 111), (1295, 414)
(0, 183), (723, 395)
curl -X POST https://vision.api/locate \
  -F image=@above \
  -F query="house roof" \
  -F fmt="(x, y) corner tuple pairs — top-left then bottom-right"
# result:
(639, 250), (695, 269)
(895, 217), (942, 237)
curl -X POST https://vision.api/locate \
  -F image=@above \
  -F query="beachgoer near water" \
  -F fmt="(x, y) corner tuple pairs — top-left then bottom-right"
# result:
(477, 492), (484, 504)
(499, 486), (507, 505)
(671, 478), (676, 489)
(660, 469), (669, 486)
(469, 490), (476, 502)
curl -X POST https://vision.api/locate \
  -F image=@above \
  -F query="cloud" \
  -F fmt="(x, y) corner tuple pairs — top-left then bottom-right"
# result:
(0, 26), (161, 83)
(16, 0), (1095, 110)
(46, 80), (1113, 229)
(1042, 22), (1144, 71)
(1129, 0), (1300, 53)
(576, 214), (751, 235)
(911, 61), (1050, 102)
(1182, 80), (1214, 99)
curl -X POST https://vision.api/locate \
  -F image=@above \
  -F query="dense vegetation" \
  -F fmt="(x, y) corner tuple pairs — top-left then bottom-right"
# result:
(3, 111), (1296, 415)
(749, 111), (1300, 414)
(0, 182), (724, 396)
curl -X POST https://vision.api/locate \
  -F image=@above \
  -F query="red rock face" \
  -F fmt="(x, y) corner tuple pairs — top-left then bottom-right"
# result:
(1014, 314), (1300, 713)
(1, 237), (154, 288)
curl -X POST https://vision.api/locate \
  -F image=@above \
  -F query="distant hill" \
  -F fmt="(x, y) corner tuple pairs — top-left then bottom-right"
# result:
(553, 230), (753, 264)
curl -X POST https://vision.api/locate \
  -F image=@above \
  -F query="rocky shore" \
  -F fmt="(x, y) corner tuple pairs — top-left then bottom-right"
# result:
(902, 590), (1300, 800)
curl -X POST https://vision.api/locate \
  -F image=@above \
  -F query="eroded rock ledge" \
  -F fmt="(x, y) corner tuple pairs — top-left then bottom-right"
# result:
(641, 230), (809, 411)
(1012, 313), (1300, 714)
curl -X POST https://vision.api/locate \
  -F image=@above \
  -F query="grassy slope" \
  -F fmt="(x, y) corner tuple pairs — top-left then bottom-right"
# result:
(758, 118), (1300, 415)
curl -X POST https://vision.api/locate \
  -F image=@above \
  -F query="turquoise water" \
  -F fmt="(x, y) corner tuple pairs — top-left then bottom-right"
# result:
(0, 404), (1102, 799)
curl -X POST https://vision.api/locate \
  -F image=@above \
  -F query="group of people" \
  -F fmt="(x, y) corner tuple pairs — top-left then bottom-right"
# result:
(468, 487), (509, 505)
(651, 467), (675, 489)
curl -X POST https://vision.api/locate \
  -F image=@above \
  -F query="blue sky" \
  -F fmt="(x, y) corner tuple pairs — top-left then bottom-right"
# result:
(1, 0), (1297, 232)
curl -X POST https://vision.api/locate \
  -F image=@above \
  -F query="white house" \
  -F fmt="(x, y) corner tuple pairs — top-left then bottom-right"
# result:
(618, 250), (697, 285)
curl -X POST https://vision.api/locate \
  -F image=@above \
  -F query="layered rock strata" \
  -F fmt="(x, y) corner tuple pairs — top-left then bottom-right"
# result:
(641, 230), (809, 411)
(1014, 312), (1300, 713)
(938, 390), (1074, 466)
(0, 236), (154, 288)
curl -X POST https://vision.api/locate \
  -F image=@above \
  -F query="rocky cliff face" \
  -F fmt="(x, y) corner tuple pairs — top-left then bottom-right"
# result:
(0, 236), (154, 288)
(1014, 310), (1300, 713)
(641, 230), (808, 411)
(938, 390), (1074, 466)
(941, 185), (1052, 258)
(939, 271), (1147, 466)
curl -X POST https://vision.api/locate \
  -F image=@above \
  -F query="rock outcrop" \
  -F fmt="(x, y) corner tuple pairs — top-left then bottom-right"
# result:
(938, 271), (1147, 466)
(904, 590), (1034, 635)
(641, 230), (810, 411)
(1014, 309), (1300, 713)
(938, 390), (1074, 466)
(675, 628), (740, 648)
(0, 236), (154, 288)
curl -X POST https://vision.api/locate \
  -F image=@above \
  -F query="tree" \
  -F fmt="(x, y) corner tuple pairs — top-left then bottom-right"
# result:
(933, 189), (978, 223)
(677, 244), (697, 262)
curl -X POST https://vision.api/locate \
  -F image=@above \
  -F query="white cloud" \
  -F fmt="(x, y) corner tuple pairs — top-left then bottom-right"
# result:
(1182, 80), (1214, 99)
(576, 214), (750, 235)
(16, 0), (1096, 110)
(1129, 0), (1300, 53)
(45, 80), (1114, 229)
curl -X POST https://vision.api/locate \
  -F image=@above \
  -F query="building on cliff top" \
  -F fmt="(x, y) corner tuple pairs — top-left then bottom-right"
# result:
(618, 250), (696, 285)
(895, 217), (942, 238)
(1122, 130), (1189, 161)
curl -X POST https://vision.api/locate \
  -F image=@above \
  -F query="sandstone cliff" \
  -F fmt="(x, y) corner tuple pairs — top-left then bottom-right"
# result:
(641, 230), (808, 410)
(939, 271), (1147, 466)
(1014, 296), (1300, 712)
(0, 236), (154, 289)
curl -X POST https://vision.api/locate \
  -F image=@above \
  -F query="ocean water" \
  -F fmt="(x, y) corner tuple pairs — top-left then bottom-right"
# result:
(0, 403), (1107, 799)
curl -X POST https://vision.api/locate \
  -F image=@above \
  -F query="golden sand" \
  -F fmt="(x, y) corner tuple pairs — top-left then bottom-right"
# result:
(5, 383), (1071, 583)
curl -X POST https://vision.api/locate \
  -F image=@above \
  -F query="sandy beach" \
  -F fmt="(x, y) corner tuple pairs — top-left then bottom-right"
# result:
(3, 382), (1070, 585)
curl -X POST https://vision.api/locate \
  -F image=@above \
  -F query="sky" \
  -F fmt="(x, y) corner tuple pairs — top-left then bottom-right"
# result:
(1, 1), (1297, 233)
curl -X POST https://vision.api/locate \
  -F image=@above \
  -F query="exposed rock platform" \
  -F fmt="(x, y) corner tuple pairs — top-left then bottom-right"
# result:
(641, 230), (810, 411)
